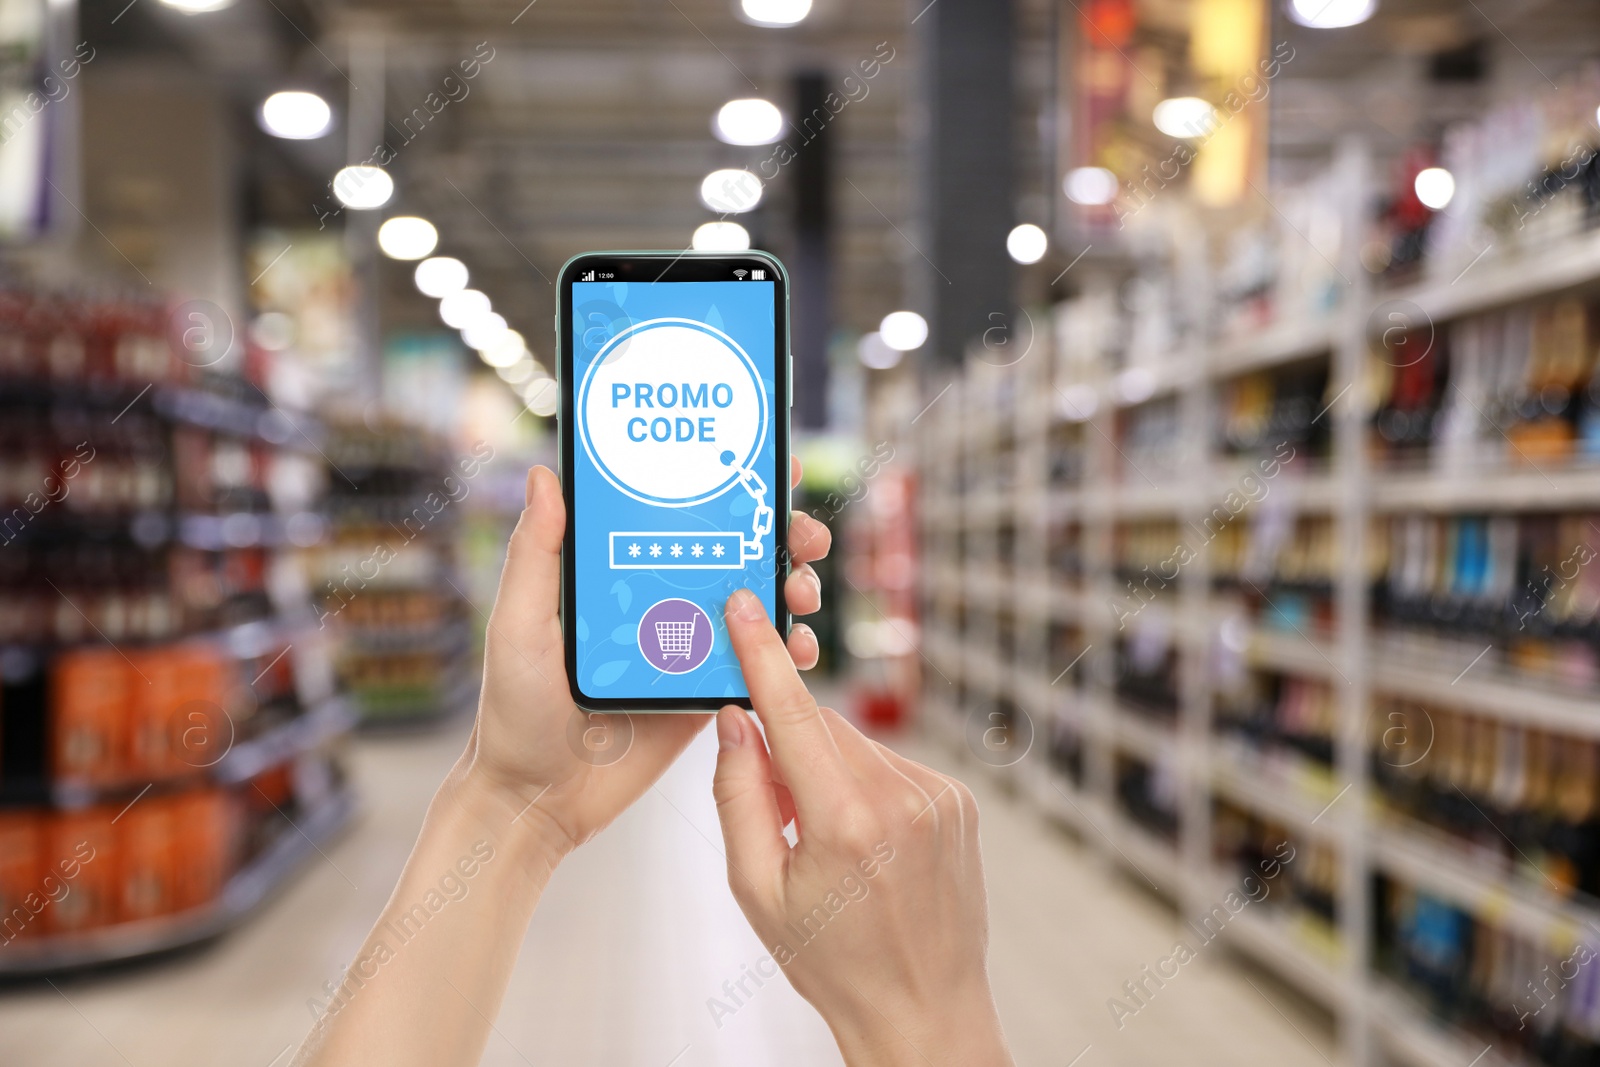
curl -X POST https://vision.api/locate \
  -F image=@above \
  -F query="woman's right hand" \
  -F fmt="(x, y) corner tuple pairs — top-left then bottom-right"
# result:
(712, 588), (1013, 1066)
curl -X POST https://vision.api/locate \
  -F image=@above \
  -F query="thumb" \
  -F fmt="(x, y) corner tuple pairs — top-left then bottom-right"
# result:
(712, 706), (787, 900)
(493, 466), (565, 632)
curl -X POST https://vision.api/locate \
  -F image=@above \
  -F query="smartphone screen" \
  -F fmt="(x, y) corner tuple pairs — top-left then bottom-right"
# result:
(561, 254), (788, 709)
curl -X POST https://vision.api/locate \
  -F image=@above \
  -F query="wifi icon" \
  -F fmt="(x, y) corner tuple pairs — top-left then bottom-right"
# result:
(733, 269), (747, 280)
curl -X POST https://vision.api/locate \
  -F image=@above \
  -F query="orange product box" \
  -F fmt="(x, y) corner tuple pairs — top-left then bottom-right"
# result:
(116, 795), (178, 922)
(130, 642), (229, 779)
(169, 789), (234, 911)
(45, 807), (117, 935)
(51, 648), (130, 787)
(0, 812), (41, 943)
(252, 763), (293, 810)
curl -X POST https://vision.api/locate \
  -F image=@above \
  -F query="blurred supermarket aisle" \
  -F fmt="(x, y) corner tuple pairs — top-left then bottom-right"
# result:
(0, 716), (1332, 1067)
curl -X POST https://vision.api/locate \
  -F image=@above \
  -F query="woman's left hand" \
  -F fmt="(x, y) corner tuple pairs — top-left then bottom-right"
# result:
(457, 456), (830, 857)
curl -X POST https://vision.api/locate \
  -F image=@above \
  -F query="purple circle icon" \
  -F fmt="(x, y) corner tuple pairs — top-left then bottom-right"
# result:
(638, 598), (714, 674)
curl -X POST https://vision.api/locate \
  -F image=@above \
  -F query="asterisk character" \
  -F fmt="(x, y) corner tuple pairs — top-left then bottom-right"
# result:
(711, 543), (725, 558)
(628, 543), (641, 557)
(649, 543), (662, 557)
(670, 543), (683, 557)
(690, 543), (704, 557)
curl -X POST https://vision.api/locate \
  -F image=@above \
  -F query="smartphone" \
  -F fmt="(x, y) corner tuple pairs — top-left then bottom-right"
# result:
(557, 251), (790, 711)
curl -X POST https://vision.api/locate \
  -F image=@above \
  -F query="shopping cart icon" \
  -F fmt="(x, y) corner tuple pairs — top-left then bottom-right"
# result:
(654, 617), (697, 661)
(637, 598), (713, 674)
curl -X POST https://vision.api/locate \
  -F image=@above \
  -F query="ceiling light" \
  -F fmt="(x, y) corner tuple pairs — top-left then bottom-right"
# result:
(1152, 97), (1218, 138)
(250, 312), (294, 351)
(692, 221), (751, 251)
(1056, 384), (1098, 422)
(159, 0), (234, 11)
(462, 313), (509, 351)
(1287, 0), (1376, 28)
(857, 332), (901, 370)
(480, 330), (526, 368)
(879, 311), (928, 352)
(439, 289), (491, 330)
(1414, 167), (1455, 210)
(715, 98), (784, 145)
(518, 370), (554, 398)
(499, 358), (535, 385)
(1114, 367), (1157, 404)
(377, 216), (438, 260)
(331, 165), (393, 210)
(525, 379), (559, 417)
(1007, 224), (1048, 265)
(739, 0), (811, 26)
(414, 256), (468, 298)
(259, 91), (331, 140)
(700, 169), (763, 214)
(1064, 166), (1118, 206)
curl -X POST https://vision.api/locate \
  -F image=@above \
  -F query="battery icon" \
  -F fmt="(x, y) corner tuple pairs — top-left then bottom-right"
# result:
(751, 269), (766, 280)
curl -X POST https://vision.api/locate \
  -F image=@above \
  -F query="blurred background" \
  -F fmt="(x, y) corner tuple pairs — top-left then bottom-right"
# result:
(5, 0), (1600, 1064)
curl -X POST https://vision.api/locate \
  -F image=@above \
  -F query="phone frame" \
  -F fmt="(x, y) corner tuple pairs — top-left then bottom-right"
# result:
(556, 250), (792, 712)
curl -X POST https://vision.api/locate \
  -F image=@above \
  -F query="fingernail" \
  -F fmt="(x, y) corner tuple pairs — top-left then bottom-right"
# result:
(717, 708), (744, 751)
(727, 588), (765, 622)
(793, 623), (814, 641)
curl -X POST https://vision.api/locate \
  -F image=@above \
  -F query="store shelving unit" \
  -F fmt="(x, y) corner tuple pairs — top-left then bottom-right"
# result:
(317, 423), (479, 729)
(915, 141), (1600, 1066)
(0, 294), (357, 975)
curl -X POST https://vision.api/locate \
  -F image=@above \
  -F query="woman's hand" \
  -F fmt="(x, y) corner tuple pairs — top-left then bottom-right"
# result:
(295, 461), (828, 1067)
(712, 589), (1013, 1067)
(458, 459), (831, 857)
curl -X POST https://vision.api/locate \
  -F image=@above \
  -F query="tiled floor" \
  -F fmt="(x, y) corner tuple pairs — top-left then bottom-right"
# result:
(0, 714), (1336, 1067)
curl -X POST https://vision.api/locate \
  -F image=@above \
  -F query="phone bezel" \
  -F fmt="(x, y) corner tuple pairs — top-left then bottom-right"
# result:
(556, 250), (791, 712)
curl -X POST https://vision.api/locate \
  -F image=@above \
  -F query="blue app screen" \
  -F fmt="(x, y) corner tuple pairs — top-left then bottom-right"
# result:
(571, 279), (779, 703)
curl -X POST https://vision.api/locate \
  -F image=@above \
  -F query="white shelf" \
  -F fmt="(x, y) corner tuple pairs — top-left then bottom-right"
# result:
(963, 492), (1013, 523)
(962, 564), (1015, 609)
(1217, 897), (1349, 1010)
(1014, 673), (1071, 719)
(1381, 227), (1600, 327)
(1090, 483), (1196, 518)
(1106, 701), (1179, 763)
(1107, 357), (1200, 409)
(1371, 655), (1600, 739)
(1244, 627), (1345, 682)
(1210, 319), (1337, 379)
(1016, 579), (1089, 621)
(1211, 468), (1342, 512)
(1109, 812), (1186, 896)
(1210, 755), (1344, 840)
(1369, 981), (1515, 1067)
(1047, 487), (1088, 516)
(958, 644), (1012, 697)
(1372, 461), (1600, 511)
(1370, 818), (1600, 950)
